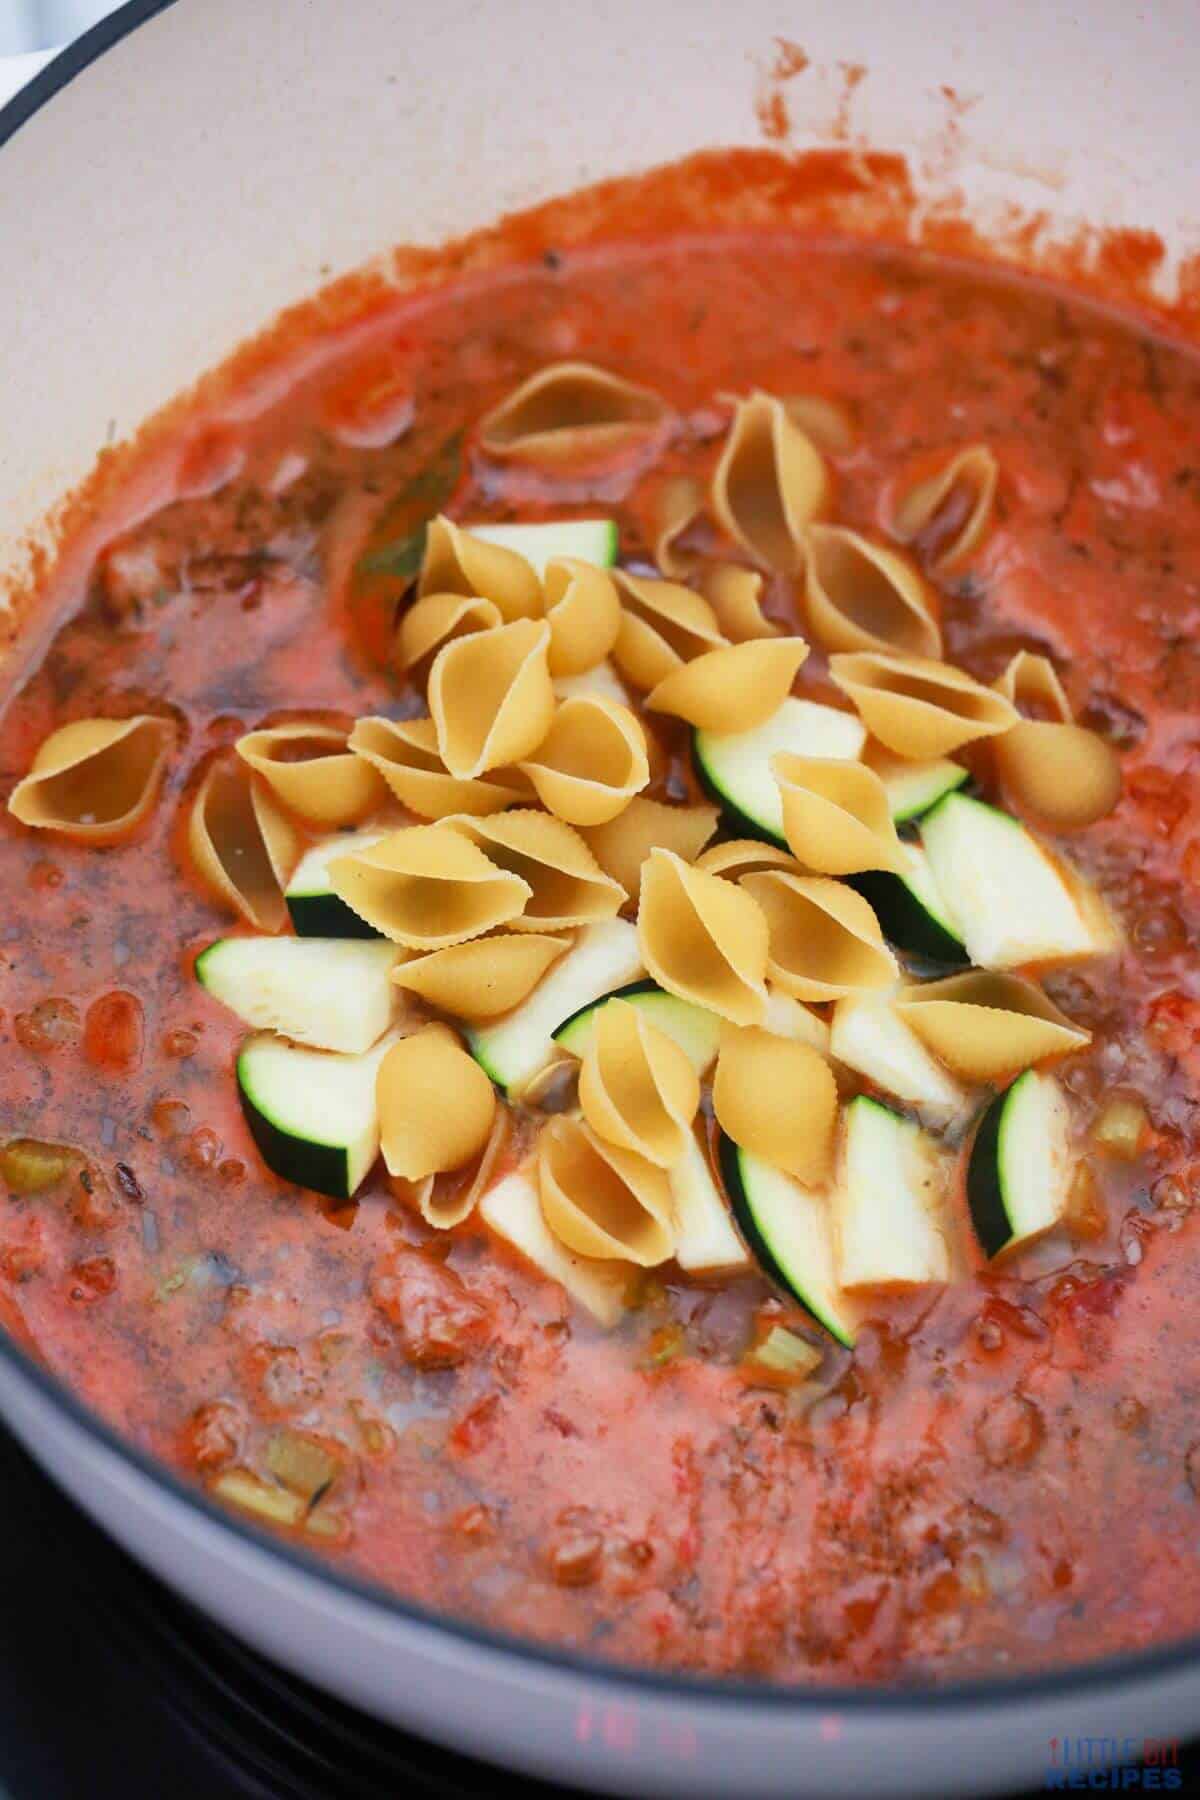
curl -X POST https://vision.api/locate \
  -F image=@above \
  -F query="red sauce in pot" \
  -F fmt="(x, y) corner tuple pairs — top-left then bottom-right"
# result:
(5, 225), (1200, 1683)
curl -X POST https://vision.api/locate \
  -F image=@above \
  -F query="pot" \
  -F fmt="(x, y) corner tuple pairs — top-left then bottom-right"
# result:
(1, 3), (1197, 1793)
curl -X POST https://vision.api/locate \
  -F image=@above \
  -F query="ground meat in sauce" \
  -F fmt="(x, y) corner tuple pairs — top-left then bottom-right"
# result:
(5, 232), (1200, 1683)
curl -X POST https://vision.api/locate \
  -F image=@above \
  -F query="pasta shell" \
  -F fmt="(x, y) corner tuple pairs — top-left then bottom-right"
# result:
(395, 592), (502, 678)
(739, 871), (898, 1002)
(398, 1104), (512, 1231)
(578, 998), (700, 1168)
(429, 619), (555, 779)
(696, 563), (779, 642)
(803, 525), (941, 659)
(610, 571), (725, 692)
(237, 722), (386, 826)
(349, 716), (526, 820)
(782, 393), (856, 454)
(710, 392), (832, 573)
(694, 839), (803, 881)
(419, 516), (541, 621)
(649, 474), (705, 578)
(328, 825), (531, 947)
(187, 758), (300, 931)
(9, 714), (174, 843)
(582, 796), (719, 902)
(829, 652), (1019, 759)
(638, 848), (768, 1025)
(773, 754), (907, 876)
(543, 559), (622, 677)
(645, 637), (809, 734)
(991, 653), (1121, 830)
(478, 361), (670, 467)
(537, 1115), (675, 1265)
(896, 971), (1090, 1080)
(713, 1027), (837, 1185)
(376, 1024), (497, 1180)
(449, 810), (626, 929)
(390, 931), (568, 1020)
(519, 695), (650, 827)
(889, 445), (998, 571)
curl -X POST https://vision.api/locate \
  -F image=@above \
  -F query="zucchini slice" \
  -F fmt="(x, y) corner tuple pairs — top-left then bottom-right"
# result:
(833, 1096), (951, 1290)
(763, 988), (831, 1054)
(829, 994), (967, 1126)
(668, 1132), (750, 1273)
(237, 1028), (401, 1201)
(196, 936), (398, 1055)
(285, 829), (386, 939)
(465, 519), (618, 576)
(554, 980), (721, 1074)
(966, 1068), (1072, 1259)
(920, 793), (1097, 968)
(478, 1170), (628, 1326)
(552, 660), (630, 706)
(693, 697), (867, 845)
(874, 754), (970, 825)
(717, 1134), (857, 1347)
(466, 919), (642, 1095)
(848, 843), (968, 970)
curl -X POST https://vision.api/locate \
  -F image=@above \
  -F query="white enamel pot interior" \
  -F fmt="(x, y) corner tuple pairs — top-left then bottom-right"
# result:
(2, 2), (1199, 1793)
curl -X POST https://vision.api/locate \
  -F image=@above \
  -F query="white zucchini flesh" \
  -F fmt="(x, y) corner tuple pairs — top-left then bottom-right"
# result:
(830, 994), (967, 1126)
(467, 920), (643, 1094)
(876, 755), (969, 824)
(833, 1097), (951, 1290)
(719, 1140), (857, 1347)
(554, 982), (721, 1074)
(552, 661), (630, 706)
(966, 1069), (1073, 1259)
(465, 519), (618, 576)
(920, 793), (1096, 967)
(478, 1170), (628, 1326)
(285, 828), (387, 938)
(237, 1027), (403, 1200)
(764, 988), (831, 1054)
(196, 936), (399, 1054)
(694, 697), (867, 843)
(668, 1133), (750, 1273)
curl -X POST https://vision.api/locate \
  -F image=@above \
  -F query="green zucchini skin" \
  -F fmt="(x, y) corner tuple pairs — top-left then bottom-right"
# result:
(555, 978), (661, 1040)
(847, 869), (970, 971)
(965, 1087), (1016, 1259)
(716, 1133), (854, 1347)
(285, 893), (381, 940)
(237, 1078), (351, 1201)
(691, 745), (788, 848)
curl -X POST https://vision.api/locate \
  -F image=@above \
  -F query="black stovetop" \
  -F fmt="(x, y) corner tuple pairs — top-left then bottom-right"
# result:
(0, 1419), (1186, 1800)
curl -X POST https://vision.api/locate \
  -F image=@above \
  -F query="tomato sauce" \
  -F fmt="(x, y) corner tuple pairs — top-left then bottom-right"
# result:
(5, 228), (1200, 1683)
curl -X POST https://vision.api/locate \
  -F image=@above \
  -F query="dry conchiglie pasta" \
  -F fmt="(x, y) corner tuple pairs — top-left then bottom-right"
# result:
(395, 592), (502, 679)
(578, 998), (700, 1168)
(537, 1115), (675, 1265)
(519, 695), (650, 827)
(582, 796), (719, 901)
(9, 715), (175, 843)
(638, 848), (768, 1026)
(802, 525), (941, 659)
(649, 474), (706, 578)
(645, 637), (809, 734)
(390, 930), (568, 1020)
(376, 1024), (497, 1180)
(399, 1105), (512, 1231)
(896, 971), (1090, 1080)
(890, 445), (999, 570)
(349, 716), (527, 820)
(829, 651), (1019, 760)
(237, 722), (385, 826)
(419, 516), (541, 622)
(782, 392), (856, 454)
(450, 810), (626, 929)
(429, 618), (555, 780)
(328, 825), (530, 948)
(610, 571), (726, 692)
(773, 753), (907, 876)
(478, 361), (670, 466)
(543, 559), (622, 677)
(188, 758), (300, 932)
(694, 839), (802, 881)
(713, 1027), (837, 1186)
(696, 563), (779, 642)
(991, 652), (1122, 830)
(740, 870), (897, 1002)
(710, 392), (832, 573)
